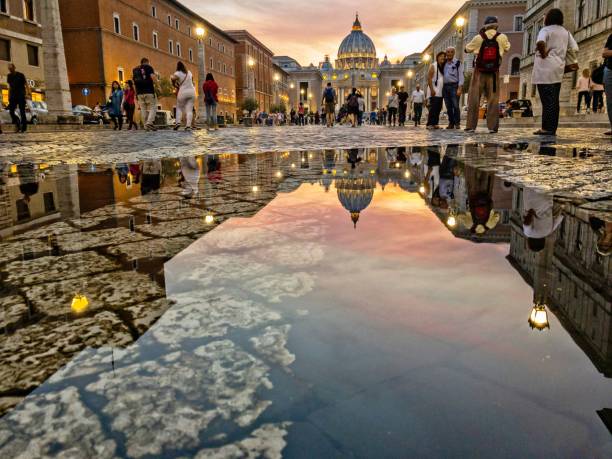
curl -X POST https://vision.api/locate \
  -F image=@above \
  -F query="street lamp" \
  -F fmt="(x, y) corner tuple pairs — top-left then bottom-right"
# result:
(195, 26), (207, 125)
(406, 70), (413, 78)
(247, 57), (255, 99)
(422, 53), (431, 63)
(455, 16), (466, 29)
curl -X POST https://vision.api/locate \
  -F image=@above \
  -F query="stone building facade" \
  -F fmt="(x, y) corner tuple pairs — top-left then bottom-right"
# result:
(59, 0), (236, 118)
(226, 30), (274, 116)
(0, 0), (46, 104)
(271, 63), (289, 109)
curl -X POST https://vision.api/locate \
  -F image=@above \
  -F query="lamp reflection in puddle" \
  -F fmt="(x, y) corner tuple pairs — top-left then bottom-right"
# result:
(419, 185), (426, 194)
(204, 213), (214, 225)
(71, 294), (90, 314)
(252, 185), (259, 193)
(528, 303), (550, 331)
(404, 170), (410, 178)
(275, 171), (283, 178)
(291, 163), (296, 169)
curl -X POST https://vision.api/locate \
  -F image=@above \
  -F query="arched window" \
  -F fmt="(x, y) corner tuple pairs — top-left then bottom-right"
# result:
(511, 57), (520, 75)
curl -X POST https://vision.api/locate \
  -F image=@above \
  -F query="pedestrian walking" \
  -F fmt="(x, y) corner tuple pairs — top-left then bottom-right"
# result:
(387, 87), (399, 126)
(602, 33), (612, 135)
(133, 57), (158, 131)
(411, 84), (425, 126)
(202, 73), (219, 131)
(171, 62), (196, 131)
(443, 47), (464, 129)
(397, 86), (409, 126)
(532, 9), (578, 135)
(108, 81), (124, 130)
(346, 88), (360, 127)
(590, 79), (604, 113)
(298, 103), (305, 125)
(357, 91), (365, 126)
(7, 63), (28, 133)
(321, 82), (337, 127)
(426, 52), (446, 130)
(575, 69), (591, 113)
(123, 80), (137, 130)
(464, 16), (510, 133)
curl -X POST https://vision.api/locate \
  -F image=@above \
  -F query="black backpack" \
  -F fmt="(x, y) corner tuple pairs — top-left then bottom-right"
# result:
(323, 87), (335, 103)
(132, 65), (147, 85)
(348, 94), (359, 109)
(591, 64), (604, 85)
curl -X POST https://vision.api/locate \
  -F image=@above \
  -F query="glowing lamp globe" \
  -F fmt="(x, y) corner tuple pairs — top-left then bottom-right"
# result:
(71, 294), (89, 314)
(252, 185), (259, 193)
(528, 304), (550, 331)
(447, 215), (457, 228)
(404, 171), (410, 178)
(275, 171), (283, 178)
(205, 214), (214, 225)
(455, 17), (466, 28)
(195, 27), (205, 38)
(419, 185), (426, 194)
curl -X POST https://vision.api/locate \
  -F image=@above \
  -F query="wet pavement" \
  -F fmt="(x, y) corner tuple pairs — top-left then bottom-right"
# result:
(0, 144), (610, 458)
(0, 125), (611, 165)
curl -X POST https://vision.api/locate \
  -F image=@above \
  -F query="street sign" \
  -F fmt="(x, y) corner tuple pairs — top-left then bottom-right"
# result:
(82, 88), (90, 96)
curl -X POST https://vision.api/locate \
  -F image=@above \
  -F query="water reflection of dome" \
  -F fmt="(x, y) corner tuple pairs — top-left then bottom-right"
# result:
(336, 174), (376, 228)
(377, 175), (390, 190)
(320, 174), (334, 192)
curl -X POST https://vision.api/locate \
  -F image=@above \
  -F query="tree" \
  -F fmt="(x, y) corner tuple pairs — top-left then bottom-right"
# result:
(157, 77), (175, 99)
(241, 97), (259, 116)
(270, 102), (287, 114)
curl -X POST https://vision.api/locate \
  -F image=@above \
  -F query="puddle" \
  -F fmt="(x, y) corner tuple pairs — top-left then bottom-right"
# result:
(0, 145), (611, 457)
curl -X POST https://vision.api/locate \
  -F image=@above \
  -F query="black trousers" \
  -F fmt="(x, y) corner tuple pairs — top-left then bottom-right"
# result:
(110, 114), (123, 130)
(388, 107), (397, 125)
(398, 103), (407, 124)
(8, 97), (27, 132)
(537, 83), (561, 134)
(413, 103), (423, 124)
(592, 90), (604, 112)
(426, 97), (443, 126)
(576, 91), (591, 112)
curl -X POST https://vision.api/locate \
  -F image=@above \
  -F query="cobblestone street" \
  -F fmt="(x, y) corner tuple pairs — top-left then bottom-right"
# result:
(0, 125), (611, 164)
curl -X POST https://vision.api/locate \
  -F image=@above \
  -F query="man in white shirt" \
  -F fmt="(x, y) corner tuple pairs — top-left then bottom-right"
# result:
(411, 84), (425, 126)
(464, 16), (511, 133)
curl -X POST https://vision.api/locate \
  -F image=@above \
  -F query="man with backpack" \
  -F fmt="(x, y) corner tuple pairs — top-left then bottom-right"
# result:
(346, 88), (360, 128)
(132, 57), (158, 131)
(464, 16), (510, 133)
(321, 83), (337, 127)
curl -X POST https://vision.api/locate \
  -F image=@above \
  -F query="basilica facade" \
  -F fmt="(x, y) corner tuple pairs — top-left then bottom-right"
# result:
(273, 15), (421, 114)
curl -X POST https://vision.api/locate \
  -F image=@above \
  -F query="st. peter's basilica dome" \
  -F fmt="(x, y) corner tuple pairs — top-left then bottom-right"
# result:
(336, 15), (378, 70)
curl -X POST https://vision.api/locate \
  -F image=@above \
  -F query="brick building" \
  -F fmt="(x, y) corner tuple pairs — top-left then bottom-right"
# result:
(59, 0), (236, 119)
(226, 30), (274, 116)
(0, 0), (45, 105)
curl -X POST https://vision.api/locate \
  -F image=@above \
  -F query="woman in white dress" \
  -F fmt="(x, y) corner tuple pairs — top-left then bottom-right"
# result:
(171, 61), (196, 131)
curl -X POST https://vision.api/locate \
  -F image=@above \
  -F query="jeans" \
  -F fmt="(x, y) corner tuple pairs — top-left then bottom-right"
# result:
(388, 107), (397, 125)
(537, 83), (562, 134)
(137, 93), (157, 127)
(205, 102), (217, 128)
(8, 97), (27, 132)
(604, 67), (612, 129)
(442, 83), (460, 126)
(413, 103), (423, 125)
(591, 90), (604, 113)
(398, 103), (407, 125)
(576, 91), (591, 112)
(426, 97), (443, 126)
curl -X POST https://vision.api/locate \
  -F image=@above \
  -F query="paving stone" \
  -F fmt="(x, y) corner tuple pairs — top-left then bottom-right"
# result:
(0, 295), (29, 330)
(3, 251), (119, 287)
(138, 218), (214, 238)
(55, 227), (149, 252)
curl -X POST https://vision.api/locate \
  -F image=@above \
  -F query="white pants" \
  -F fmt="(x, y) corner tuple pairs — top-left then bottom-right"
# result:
(176, 89), (196, 128)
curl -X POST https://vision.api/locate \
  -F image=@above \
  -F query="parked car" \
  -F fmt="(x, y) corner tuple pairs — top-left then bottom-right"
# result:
(0, 100), (40, 125)
(73, 105), (104, 124)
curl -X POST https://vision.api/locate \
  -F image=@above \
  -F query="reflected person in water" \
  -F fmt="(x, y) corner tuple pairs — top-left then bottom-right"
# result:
(522, 187), (564, 252)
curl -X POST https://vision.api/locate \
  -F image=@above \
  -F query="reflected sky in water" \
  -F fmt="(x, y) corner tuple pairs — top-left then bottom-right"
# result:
(0, 145), (611, 458)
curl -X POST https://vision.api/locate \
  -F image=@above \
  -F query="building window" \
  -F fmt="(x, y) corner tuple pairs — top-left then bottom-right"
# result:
(151, 5), (156, 17)
(514, 16), (523, 32)
(188, 27), (191, 37)
(176, 42), (181, 57)
(510, 57), (520, 75)
(188, 48), (193, 62)
(113, 13), (121, 34)
(16, 199), (30, 221)
(132, 23), (140, 41)
(223, 63), (226, 73)
(0, 0), (7, 14)
(577, 0), (586, 28)
(118, 67), (124, 82)
(526, 27), (533, 54)
(175, 18), (179, 30)
(0, 38), (10, 61)
(23, 0), (34, 21)
(166, 14), (171, 26)
(26, 44), (39, 66)
(168, 40), (173, 54)
(521, 82), (527, 99)
(595, 0), (602, 18)
(153, 31), (158, 48)
(209, 57), (213, 68)
(43, 192), (56, 213)
(208, 38), (212, 46)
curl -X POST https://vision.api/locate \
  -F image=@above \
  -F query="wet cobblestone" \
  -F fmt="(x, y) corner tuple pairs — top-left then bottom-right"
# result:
(0, 125), (610, 164)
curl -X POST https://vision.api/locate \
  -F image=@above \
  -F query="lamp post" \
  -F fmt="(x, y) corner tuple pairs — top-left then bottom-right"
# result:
(247, 57), (255, 101)
(455, 17), (466, 108)
(195, 26), (206, 125)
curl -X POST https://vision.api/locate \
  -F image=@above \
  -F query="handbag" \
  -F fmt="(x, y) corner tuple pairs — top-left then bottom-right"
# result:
(564, 31), (579, 73)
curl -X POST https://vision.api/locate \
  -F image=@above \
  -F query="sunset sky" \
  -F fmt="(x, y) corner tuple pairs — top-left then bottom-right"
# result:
(183, 0), (465, 65)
